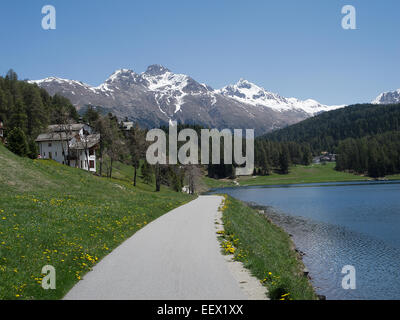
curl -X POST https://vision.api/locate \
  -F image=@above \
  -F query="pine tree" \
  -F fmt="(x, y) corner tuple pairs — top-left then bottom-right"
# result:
(7, 127), (28, 157)
(279, 147), (290, 174)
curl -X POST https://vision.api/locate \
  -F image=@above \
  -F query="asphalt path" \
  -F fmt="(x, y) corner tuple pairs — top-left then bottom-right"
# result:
(64, 195), (249, 300)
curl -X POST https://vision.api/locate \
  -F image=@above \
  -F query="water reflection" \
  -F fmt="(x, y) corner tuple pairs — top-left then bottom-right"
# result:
(211, 180), (400, 300)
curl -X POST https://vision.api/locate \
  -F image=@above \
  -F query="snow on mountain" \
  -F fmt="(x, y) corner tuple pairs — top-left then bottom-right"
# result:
(28, 65), (347, 135)
(141, 65), (189, 113)
(30, 77), (97, 93)
(217, 79), (344, 115)
(372, 88), (400, 105)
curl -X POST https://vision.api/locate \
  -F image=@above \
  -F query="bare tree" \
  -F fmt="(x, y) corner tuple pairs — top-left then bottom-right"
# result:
(185, 165), (202, 194)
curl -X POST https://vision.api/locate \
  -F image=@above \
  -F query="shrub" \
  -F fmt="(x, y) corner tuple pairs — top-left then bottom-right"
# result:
(7, 127), (28, 157)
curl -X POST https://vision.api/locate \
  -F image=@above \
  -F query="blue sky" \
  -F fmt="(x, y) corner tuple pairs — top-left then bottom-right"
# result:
(0, 0), (399, 105)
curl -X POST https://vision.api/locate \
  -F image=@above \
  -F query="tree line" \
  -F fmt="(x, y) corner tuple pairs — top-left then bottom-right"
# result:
(264, 103), (400, 153)
(5, 68), (398, 181)
(254, 139), (312, 175)
(0, 69), (78, 157)
(83, 109), (202, 193)
(0, 70), (201, 193)
(336, 131), (400, 178)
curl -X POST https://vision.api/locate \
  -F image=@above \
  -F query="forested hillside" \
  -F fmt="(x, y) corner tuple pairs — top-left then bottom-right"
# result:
(264, 103), (400, 153)
(259, 103), (400, 178)
(336, 131), (400, 178)
(0, 70), (78, 157)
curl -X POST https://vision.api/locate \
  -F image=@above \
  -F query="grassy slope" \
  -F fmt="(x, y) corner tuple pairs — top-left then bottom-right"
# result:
(220, 196), (316, 300)
(0, 144), (194, 300)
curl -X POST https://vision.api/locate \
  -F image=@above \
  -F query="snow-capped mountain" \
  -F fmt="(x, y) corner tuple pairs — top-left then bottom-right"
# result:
(217, 79), (344, 115)
(29, 65), (345, 135)
(372, 88), (400, 105)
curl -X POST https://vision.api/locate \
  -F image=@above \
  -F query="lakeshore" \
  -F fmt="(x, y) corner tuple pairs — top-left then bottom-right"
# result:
(204, 162), (400, 190)
(211, 180), (400, 300)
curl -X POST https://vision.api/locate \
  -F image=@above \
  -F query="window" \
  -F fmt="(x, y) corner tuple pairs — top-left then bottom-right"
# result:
(55, 152), (57, 157)
(89, 149), (94, 156)
(48, 143), (52, 147)
(89, 160), (95, 169)
(49, 152), (52, 160)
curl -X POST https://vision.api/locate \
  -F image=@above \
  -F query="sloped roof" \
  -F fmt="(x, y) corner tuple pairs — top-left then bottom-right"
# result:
(35, 123), (93, 142)
(35, 131), (73, 142)
(48, 124), (87, 132)
(69, 134), (100, 150)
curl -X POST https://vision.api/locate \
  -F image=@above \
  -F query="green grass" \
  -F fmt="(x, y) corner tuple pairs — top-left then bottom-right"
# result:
(219, 196), (317, 300)
(202, 176), (236, 190)
(239, 162), (371, 186)
(0, 144), (195, 300)
(386, 173), (400, 181)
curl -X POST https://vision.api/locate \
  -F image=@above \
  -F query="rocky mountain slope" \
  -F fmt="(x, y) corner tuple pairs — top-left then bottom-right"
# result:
(29, 65), (344, 135)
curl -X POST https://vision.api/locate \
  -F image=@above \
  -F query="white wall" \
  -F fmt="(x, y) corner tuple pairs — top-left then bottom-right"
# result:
(38, 141), (96, 172)
(39, 141), (68, 164)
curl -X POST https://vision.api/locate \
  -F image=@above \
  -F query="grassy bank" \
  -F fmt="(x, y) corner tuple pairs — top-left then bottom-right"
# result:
(238, 163), (371, 186)
(218, 196), (317, 300)
(203, 163), (374, 190)
(202, 176), (236, 189)
(0, 144), (195, 300)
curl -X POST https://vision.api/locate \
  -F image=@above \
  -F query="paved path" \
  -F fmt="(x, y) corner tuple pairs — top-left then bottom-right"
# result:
(64, 195), (249, 300)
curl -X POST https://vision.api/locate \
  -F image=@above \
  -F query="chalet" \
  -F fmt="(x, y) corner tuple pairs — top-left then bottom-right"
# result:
(35, 124), (100, 172)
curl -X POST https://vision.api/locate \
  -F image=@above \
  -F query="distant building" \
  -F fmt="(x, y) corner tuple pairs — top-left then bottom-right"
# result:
(313, 153), (336, 164)
(122, 121), (134, 131)
(35, 124), (100, 172)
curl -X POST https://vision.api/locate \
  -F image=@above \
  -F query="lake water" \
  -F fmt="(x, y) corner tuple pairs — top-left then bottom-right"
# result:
(211, 181), (400, 300)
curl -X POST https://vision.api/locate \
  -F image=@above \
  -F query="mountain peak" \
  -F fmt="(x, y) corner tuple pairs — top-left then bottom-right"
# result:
(145, 64), (170, 76)
(105, 69), (136, 83)
(236, 78), (253, 87)
(373, 88), (400, 104)
(218, 80), (343, 115)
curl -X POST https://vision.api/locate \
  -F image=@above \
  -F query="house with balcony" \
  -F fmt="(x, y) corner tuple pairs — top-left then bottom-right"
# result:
(35, 123), (100, 172)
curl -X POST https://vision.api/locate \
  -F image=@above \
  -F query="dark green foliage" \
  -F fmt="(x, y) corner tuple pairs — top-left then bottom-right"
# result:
(82, 106), (100, 126)
(264, 103), (400, 153)
(0, 69), (78, 157)
(279, 147), (290, 174)
(159, 165), (185, 192)
(253, 139), (311, 175)
(259, 103), (400, 178)
(336, 131), (400, 178)
(27, 139), (38, 159)
(7, 127), (28, 156)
